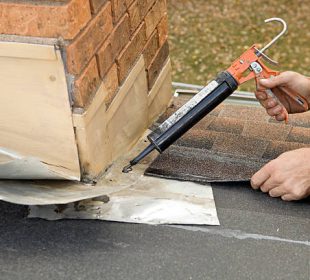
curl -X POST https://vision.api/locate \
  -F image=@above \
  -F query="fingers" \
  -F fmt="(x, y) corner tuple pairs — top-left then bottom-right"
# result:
(275, 113), (286, 122)
(259, 73), (290, 89)
(257, 98), (287, 120)
(269, 187), (287, 198)
(251, 148), (310, 201)
(266, 98), (277, 108)
(268, 187), (304, 201)
(270, 188), (294, 200)
(266, 104), (284, 116)
(255, 90), (267, 101)
(256, 96), (277, 109)
(255, 88), (287, 120)
(250, 163), (272, 190)
(255, 88), (278, 108)
(281, 194), (295, 201)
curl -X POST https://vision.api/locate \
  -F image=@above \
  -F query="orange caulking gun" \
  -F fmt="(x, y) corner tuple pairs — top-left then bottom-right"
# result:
(123, 18), (309, 173)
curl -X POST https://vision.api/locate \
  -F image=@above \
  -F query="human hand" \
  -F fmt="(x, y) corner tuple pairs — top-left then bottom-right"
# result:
(255, 71), (310, 121)
(251, 148), (310, 201)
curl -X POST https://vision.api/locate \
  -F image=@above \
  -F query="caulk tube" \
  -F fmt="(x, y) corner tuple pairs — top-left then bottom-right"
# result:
(123, 71), (238, 172)
(148, 71), (238, 152)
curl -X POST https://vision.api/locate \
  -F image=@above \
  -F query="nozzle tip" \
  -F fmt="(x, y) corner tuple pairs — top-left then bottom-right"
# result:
(122, 164), (133, 173)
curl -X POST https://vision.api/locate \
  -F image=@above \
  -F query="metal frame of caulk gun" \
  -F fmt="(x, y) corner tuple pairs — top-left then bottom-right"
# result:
(122, 18), (288, 173)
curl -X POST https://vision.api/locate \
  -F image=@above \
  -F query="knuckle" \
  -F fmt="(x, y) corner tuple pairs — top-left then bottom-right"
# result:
(283, 71), (295, 80)
(284, 71), (294, 77)
(266, 160), (277, 172)
(291, 188), (305, 200)
(281, 182), (291, 191)
(272, 172), (283, 183)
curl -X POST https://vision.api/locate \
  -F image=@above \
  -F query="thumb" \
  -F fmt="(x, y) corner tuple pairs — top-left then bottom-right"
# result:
(259, 75), (287, 88)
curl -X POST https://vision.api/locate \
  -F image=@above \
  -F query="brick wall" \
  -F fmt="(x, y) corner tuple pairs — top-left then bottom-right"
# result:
(0, 0), (170, 108)
(0, 0), (171, 179)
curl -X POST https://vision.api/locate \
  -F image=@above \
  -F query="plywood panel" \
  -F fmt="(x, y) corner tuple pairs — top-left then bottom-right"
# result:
(0, 42), (57, 60)
(0, 42), (80, 180)
(148, 59), (173, 123)
(107, 56), (149, 160)
(74, 84), (112, 178)
(73, 56), (149, 178)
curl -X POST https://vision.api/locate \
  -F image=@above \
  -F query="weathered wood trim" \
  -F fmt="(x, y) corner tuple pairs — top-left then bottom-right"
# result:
(0, 43), (80, 180)
(0, 42), (57, 60)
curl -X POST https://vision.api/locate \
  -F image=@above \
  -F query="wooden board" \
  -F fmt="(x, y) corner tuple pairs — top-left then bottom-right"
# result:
(73, 56), (148, 178)
(73, 55), (173, 179)
(148, 59), (173, 123)
(0, 42), (80, 180)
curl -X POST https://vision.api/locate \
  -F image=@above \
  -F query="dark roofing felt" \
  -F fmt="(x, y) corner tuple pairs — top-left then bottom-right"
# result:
(145, 96), (310, 183)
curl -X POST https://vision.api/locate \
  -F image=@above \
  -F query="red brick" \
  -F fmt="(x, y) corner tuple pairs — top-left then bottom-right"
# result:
(128, 0), (156, 34)
(103, 64), (119, 106)
(97, 39), (114, 78)
(125, 0), (135, 8)
(144, 0), (166, 38)
(89, 0), (108, 14)
(146, 40), (169, 89)
(0, 0), (91, 39)
(127, 0), (141, 33)
(97, 14), (130, 78)
(66, 2), (113, 75)
(111, 14), (131, 57)
(143, 29), (159, 67)
(139, 0), (156, 18)
(157, 14), (168, 46)
(116, 23), (146, 84)
(111, 0), (127, 24)
(73, 57), (101, 108)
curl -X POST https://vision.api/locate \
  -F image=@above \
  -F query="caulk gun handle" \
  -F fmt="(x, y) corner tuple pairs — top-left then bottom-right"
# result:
(255, 74), (309, 123)
(272, 86), (309, 112)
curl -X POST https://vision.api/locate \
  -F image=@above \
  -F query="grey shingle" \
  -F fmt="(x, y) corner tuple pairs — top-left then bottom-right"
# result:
(145, 97), (310, 183)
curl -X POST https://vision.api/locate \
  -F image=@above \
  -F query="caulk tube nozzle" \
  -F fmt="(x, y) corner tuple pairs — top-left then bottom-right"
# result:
(122, 143), (155, 173)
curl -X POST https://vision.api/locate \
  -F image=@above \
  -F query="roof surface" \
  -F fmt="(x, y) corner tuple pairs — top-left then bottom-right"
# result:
(1, 99), (309, 280)
(146, 96), (310, 182)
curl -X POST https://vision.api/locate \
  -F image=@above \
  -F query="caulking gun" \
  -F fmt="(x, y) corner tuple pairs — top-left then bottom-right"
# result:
(123, 18), (309, 173)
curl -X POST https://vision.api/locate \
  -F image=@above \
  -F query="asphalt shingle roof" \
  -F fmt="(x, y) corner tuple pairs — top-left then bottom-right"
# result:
(145, 97), (310, 182)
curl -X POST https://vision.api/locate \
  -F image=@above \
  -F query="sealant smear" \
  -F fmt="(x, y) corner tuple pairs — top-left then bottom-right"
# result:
(169, 225), (310, 247)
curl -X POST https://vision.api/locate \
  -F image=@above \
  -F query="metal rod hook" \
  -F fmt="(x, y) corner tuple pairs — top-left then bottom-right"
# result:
(259, 17), (287, 54)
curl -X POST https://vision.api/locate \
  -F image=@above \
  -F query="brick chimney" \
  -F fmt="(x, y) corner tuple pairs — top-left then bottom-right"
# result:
(0, 0), (172, 180)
